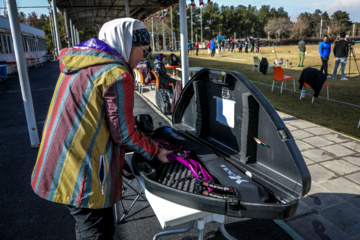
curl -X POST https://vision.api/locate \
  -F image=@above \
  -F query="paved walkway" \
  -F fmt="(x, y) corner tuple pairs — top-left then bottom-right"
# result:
(139, 86), (360, 240)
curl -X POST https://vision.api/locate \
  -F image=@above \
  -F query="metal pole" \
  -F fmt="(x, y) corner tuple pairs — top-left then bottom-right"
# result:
(174, 32), (177, 51)
(6, 0), (40, 147)
(151, 16), (155, 52)
(52, 0), (61, 56)
(125, 0), (129, 17)
(73, 25), (76, 45)
(76, 29), (80, 44)
(353, 24), (355, 37)
(162, 18), (166, 51)
(48, 8), (56, 57)
(169, 32), (171, 49)
(171, 6), (174, 51)
(63, 8), (70, 48)
(69, 19), (75, 47)
(200, 7), (203, 48)
(320, 18), (323, 38)
(179, 0), (189, 88)
(190, 5), (193, 49)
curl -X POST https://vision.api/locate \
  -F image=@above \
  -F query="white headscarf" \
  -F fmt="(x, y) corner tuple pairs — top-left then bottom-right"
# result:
(98, 18), (146, 62)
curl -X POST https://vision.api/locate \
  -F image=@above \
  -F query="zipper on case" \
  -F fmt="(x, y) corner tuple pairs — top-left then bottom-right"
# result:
(98, 155), (106, 195)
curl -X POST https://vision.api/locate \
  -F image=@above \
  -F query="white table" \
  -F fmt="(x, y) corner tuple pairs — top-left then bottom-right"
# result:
(176, 67), (204, 78)
(124, 153), (236, 240)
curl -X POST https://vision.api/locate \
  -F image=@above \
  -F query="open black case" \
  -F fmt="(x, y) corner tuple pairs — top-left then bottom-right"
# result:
(132, 68), (311, 220)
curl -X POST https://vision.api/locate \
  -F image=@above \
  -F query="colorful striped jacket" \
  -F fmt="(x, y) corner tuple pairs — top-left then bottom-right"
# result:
(31, 39), (159, 209)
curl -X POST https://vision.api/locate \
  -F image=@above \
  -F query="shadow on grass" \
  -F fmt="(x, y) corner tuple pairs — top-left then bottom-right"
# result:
(156, 53), (359, 139)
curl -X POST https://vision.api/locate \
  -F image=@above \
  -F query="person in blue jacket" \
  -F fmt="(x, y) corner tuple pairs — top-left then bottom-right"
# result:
(319, 35), (331, 77)
(210, 38), (216, 57)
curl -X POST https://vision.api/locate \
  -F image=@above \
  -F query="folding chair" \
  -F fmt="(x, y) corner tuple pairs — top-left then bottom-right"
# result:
(252, 56), (260, 72)
(272, 66), (295, 94)
(114, 154), (148, 223)
(299, 82), (329, 103)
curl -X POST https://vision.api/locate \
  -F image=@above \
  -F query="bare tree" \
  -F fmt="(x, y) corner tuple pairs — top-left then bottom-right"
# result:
(292, 15), (309, 38)
(328, 20), (342, 39)
(264, 17), (292, 42)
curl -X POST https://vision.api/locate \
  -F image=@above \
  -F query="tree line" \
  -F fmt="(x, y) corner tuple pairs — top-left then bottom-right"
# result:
(144, 2), (360, 45)
(2, 2), (359, 54)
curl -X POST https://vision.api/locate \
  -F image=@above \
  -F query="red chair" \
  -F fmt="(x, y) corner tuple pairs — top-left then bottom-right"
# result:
(272, 66), (295, 94)
(299, 82), (329, 103)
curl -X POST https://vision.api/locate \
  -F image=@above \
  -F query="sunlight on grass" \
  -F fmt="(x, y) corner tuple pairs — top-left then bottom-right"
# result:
(153, 44), (360, 139)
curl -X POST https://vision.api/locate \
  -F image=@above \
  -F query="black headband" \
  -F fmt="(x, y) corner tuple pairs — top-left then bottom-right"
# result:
(132, 28), (150, 46)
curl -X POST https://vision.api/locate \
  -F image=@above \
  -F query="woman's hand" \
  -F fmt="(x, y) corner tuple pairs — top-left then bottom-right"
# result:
(156, 148), (172, 164)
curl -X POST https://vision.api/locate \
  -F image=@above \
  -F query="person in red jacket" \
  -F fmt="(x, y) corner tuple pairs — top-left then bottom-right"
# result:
(195, 41), (199, 56)
(207, 41), (211, 54)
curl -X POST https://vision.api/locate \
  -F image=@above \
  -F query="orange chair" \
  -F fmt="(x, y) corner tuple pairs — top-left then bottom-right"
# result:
(299, 82), (329, 103)
(134, 68), (156, 94)
(272, 66), (295, 94)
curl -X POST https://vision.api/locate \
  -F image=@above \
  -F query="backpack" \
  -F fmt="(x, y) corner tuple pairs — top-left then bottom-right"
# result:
(167, 54), (181, 66)
(260, 57), (269, 75)
(136, 61), (153, 85)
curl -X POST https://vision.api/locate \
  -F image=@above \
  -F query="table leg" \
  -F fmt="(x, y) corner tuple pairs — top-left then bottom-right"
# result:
(197, 214), (237, 240)
(152, 220), (195, 240)
(219, 222), (237, 240)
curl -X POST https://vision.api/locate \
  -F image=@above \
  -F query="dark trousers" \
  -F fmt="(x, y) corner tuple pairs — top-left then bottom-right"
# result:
(67, 205), (115, 240)
(196, 48), (199, 56)
(160, 77), (178, 92)
(211, 49), (215, 57)
(320, 57), (329, 76)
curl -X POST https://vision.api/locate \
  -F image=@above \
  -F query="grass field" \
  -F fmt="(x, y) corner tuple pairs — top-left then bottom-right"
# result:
(154, 44), (360, 139)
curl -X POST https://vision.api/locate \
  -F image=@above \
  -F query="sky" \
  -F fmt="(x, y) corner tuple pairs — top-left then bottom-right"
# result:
(5, 0), (360, 23)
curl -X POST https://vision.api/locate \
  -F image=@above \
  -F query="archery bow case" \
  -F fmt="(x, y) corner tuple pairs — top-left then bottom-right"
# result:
(132, 68), (311, 220)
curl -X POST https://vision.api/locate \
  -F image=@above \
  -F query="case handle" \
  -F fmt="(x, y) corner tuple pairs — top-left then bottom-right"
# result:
(209, 70), (234, 85)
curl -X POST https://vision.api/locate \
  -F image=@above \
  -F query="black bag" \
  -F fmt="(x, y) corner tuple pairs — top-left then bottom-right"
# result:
(260, 57), (269, 75)
(167, 54), (181, 66)
(155, 89), (171, 115)
(134, 114), (154, 134)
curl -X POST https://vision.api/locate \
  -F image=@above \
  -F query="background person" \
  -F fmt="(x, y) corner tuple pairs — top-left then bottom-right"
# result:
(319, 35), (331, 77)
(207, 41), (211, 54)
(153, 53), (178, 91)
(332, 32), (349, 80)
(195, 41), (199, 56)
(30, 18), (171, 240)
(298, 36), (306, 67)
(210, 38), (216, 57)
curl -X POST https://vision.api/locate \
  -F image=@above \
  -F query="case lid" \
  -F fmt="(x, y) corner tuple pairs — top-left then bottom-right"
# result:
(172, 69), (311, 199)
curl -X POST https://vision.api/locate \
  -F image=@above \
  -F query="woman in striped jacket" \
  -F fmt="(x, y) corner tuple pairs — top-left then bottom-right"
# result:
(31, 18), (170, 239)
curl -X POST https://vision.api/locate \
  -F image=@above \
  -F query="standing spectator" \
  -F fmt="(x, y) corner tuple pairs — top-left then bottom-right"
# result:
(188, 41), (190, 54)
(332, 32), (349, 80)
(210, 38), (216, 57)
(250, 37), (255, 53)
(207, 41), (211, 54)
(230, 39), (235, 52)
(319, 35), (331, 77)
(245, 38), (249, 53)
(195, 41), (199, 56)
(238, 39), (243, 53)
(298, 36), (306, 67)
(256, 38), (260, 54)
(220, 40), (224, 52)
